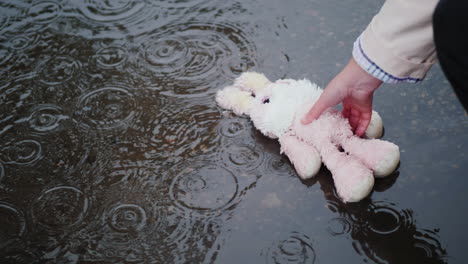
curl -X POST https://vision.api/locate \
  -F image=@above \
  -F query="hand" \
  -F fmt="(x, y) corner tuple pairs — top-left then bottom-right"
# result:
(301, 58), (382, 136)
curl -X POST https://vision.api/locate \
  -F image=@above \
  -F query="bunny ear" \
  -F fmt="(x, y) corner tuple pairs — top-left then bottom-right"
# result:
(216, 85), (254, 116)
(233, 72), (272, 95)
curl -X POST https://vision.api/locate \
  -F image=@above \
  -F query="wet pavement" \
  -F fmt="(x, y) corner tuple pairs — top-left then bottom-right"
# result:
(0, 0), (467, 263)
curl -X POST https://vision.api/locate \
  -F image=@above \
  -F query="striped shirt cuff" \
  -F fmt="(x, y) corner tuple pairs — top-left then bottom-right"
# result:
(352, 36), (423, 84)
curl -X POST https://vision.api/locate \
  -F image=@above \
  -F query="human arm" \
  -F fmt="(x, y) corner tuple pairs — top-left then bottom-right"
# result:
(302, 0), (438, 135)
(302, 58), (382, 137)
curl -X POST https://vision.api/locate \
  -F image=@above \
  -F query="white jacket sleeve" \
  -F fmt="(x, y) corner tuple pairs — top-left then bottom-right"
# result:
(352, 0), (439, 83)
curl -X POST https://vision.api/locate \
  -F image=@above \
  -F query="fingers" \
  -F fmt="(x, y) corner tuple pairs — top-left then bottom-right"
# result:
(348, 109), (360, 132)
(355, 112), (372, 137)
(301, 84), (344, 125)
(342, 106), (351, 119)
(346, 109), (372, 137)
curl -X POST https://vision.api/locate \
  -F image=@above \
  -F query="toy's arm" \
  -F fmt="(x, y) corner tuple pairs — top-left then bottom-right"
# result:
(278, 135), (321, 180)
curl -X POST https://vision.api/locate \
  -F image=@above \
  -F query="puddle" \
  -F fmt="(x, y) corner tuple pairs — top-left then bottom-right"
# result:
(0, 0), (466, 263)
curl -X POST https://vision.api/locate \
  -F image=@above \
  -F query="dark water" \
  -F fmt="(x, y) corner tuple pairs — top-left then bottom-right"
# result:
(0, 0), (467, 263)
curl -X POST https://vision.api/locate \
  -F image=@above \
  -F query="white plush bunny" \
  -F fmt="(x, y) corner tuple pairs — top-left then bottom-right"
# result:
(216, 72), (400, 202)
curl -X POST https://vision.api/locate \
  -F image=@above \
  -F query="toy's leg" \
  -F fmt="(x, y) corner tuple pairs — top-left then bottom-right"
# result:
(340, 137), (400, 178)
(314, 139), (374, 202)
(279, 135), (321, 180)
(364, 111), (384, 139)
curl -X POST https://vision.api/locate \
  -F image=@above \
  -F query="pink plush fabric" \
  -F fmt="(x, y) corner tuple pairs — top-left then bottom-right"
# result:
(216, 73), (400, 202)
(287, 104), (393, 202)
(279, 135), (321, 179)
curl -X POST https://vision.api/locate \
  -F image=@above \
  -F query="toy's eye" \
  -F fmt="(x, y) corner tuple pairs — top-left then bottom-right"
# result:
(251, 92), (255, 98)
(262, 98), (270, 104)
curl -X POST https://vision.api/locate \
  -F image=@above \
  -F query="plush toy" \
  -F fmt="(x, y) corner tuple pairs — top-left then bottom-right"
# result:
(216, 72), (400, 202)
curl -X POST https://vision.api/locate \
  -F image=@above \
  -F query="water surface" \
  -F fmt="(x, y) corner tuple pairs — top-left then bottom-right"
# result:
(0, 0), (467, 263)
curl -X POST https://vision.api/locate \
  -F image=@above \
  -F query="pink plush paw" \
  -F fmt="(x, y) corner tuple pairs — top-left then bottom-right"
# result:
(279, 135), (321, 180)
(372, 143), (400, 177)
(331, 156), (374, 202)
(341, 138), (400, 178)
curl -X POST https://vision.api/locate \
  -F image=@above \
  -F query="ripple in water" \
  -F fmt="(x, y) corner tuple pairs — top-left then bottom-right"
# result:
(106, 204), (147, 233)
(28, 104), (68, 133)
(154, 0), (211, 8)
(1, 139), (43, 165)
(7, 34), (40, 51)
(28, 1), (62, 24)
(217, 117), (250, 138)
(169, 163), (238, 212)
(219, 143), (265, 173)
(32, 186), (88, 228)
(72, 0), (160, 38)
(74, 85), (136, 129)
(413, 230), (447, 260)
(78, 0), (146, 23)
(326, 217), (352, 236)
(149, 102), (220, 158)
(264, 154), (296, 177)
(0, 162), (4, 182)
(137, 22), (256, 96)
(0, 45), (13, 67)
(36, 55), (81, 85)
(264, 232), (316, 264)
(1, 248), (37, 264)
(94, 46), (128, 69)
(0, 7), (10, 32)
(365, 202), (413, 235)
(0, 202), (25, 247)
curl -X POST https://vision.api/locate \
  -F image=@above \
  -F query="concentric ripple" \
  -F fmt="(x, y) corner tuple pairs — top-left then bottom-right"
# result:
(32, 186), (88, 228)
(366, 202), (413, 235)
(137, 22), (256, 96)
(169, 163), (238, 212)
(326, 217), (352, 236)
(28, 1), (62, 24)
(78, 0), (146, 23)
(413, 230), (447, 260)
(106, 203), (147, 233)
(36, 56), (81, 85)
(149, 102), (220, 158)
(72, 0), (160, 38)
(28, 104), (68, 133)
(7, 34), (40, 50)
(94, 46), (128, 69)
(219, 143), (265, 173)
(350, 202), (447, 263)
(0, 202), (25, 247)
(217, 116), (251, 138)
(154, 0), (211, 8)
(1, 139), (43, 165)
(264, 232), (316, 264)
(74, 85), (136, 129)
(264, 155), (296, 177)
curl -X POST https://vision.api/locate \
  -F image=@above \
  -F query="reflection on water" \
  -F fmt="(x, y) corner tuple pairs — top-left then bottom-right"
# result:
(319, 173), (447, 263)
(263, 232), (316, 264)
(0, 0), (466, 263)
